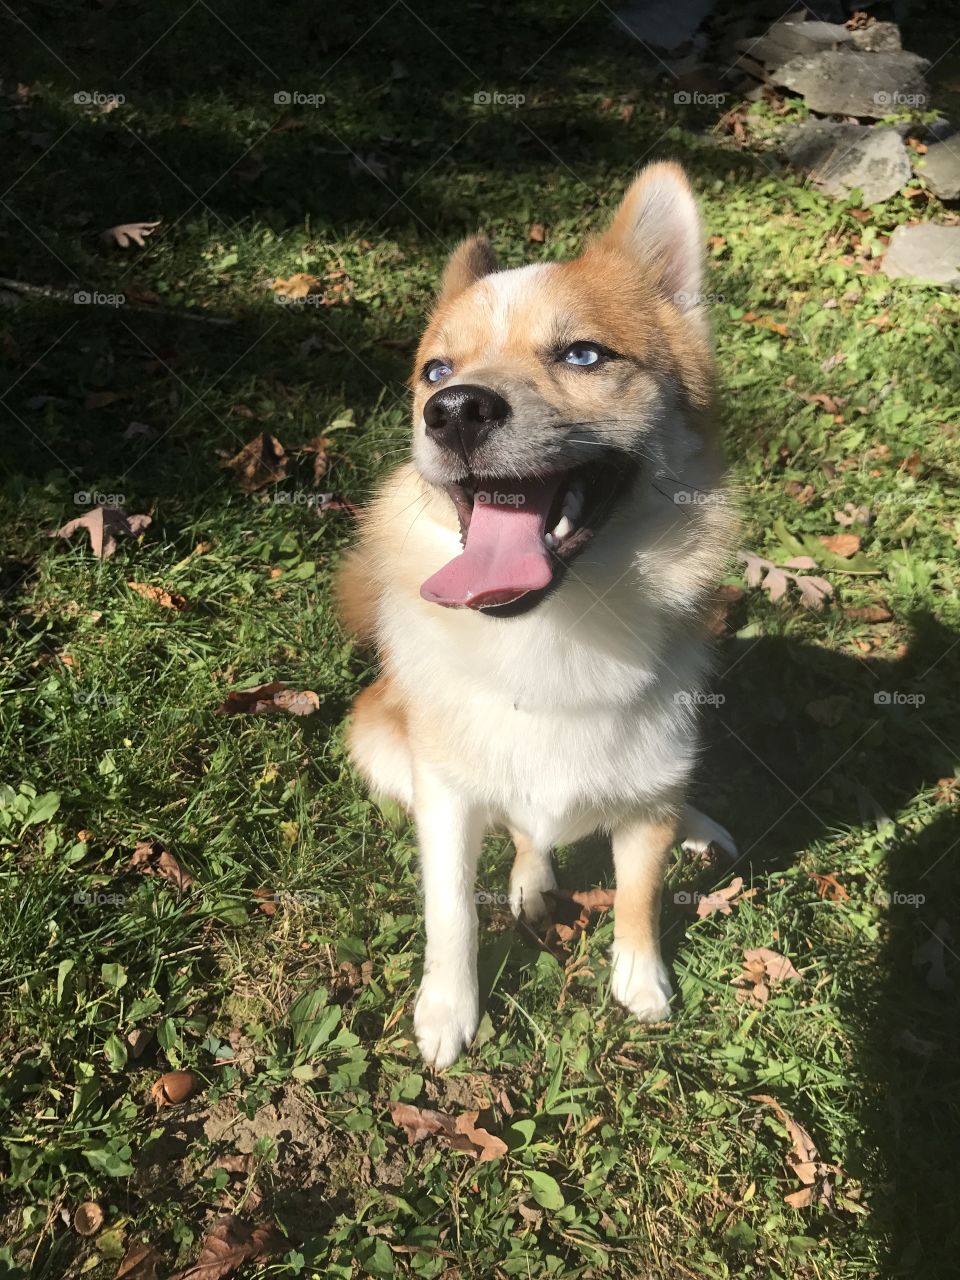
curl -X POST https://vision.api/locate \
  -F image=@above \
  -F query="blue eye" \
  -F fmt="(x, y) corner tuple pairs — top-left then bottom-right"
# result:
(425, 359), (453, 383)
(561, 343), (602, 367)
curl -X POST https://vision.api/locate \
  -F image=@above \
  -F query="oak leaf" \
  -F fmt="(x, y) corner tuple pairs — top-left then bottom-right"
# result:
(50, 506), (152, 559)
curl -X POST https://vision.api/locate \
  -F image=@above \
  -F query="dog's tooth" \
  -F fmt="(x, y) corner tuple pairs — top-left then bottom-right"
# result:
(551, 515), (574, 541)
(561, 488), (583, 521)
(544, 532), (558, 549)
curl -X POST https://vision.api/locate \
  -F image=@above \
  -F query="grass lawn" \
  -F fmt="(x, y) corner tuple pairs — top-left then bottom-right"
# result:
(1, 1), (959, 1276)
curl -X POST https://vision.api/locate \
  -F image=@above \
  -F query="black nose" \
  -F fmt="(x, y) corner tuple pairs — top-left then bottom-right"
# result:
(423, 383), (511, 460)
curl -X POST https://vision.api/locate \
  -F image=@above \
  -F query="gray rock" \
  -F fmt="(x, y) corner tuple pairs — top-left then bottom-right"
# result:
(882, 224), (960, 287)
(774, 50), (930, 118)
(850, 22), (902, 53)
(914, 140), (960, 199)
(782, 120), (911, 205)
(735, 20), (852, 75)
(615, 0), (716, 52)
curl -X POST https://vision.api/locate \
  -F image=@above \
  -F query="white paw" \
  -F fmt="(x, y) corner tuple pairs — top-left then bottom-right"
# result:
(509, 861), (558, 925)
(609, 943), (673, 1022)
(414, 974), (478, 1069)
(681, 806), (738, 860)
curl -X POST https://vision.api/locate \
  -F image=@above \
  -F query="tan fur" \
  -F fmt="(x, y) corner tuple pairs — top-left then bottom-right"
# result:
(335, 161), (737, 1067)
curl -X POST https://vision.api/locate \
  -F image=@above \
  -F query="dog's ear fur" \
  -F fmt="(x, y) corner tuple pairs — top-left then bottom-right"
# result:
(439, 234), (498, 303)
(600, 162), (703, 312)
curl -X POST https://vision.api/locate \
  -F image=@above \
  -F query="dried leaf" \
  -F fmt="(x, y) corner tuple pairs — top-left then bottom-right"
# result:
(213, 682), (321, 718)
(223, 432), (288, 492)
(102, 220), (161, 249)
(74, 1201), (104, 1236)
(270, 273), (322, 300)
(820, 533), (861, 558)
(844, 603), (891, 623)
(127, 838), (194, 892)
(810, 872), (849, 901)
(150, 1070), (200, 1109)
(696, 876), (746, 918)
(302, 435), (332, 484)
(126, 1028), (152, 1059)
(389, 1102), (507, 1162)
(745, 947), (800, 982)
(50, 506), (152, 560)
(784, 1186), (816, 1208)
(794, 575), (833, 610)
(169, 1216), (281, 1280)
(116, 1243), (164, 1280)
(127, 581), (187, 610)
(528, 222), (546, 243)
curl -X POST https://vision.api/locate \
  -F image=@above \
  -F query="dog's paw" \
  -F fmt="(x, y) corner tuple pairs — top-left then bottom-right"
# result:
(681, 805), (738, 861)
(609, 943), (673, 1022)
(509, 862), (558, 925)
(414, 976), (478, 1069)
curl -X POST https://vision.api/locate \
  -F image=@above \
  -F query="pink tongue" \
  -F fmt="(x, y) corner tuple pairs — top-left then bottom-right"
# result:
(421, 477), (565, 609)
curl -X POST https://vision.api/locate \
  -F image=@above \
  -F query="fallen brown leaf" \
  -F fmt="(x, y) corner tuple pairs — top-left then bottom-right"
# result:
(50, 506), (152, 559)
(223, 433), (288, 492)
(302, 434), (332, 484)
(844, 603), (892, 623)
(169, 1216), (282, 1280)
(271, 273), (322, 300)
(213, 682), (321, 717)
(820, 533), (861, 558)
(751, 1093), (843, 1208)
(734, 947), (800, 1005)
(389, 1102), (507, 1162)
(528, 222), (546, 243)
(127, 838), (194, 892)
(695, 876), (752, 918)
(127, 581), (187, 610)
(126, 1028), (152, 1059)
(810, 872), (849, 902)
(116, 1242), (164, 1280)
(102, 220), (161, 249)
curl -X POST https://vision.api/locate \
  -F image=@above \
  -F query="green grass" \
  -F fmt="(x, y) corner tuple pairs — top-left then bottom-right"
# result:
(1, 1), (959, 1276)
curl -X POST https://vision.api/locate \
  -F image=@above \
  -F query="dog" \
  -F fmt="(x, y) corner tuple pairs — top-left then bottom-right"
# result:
(337, 161), (737, 1067)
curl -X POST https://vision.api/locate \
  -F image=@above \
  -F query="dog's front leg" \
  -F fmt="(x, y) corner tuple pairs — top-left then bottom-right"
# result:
(609, 810), (679, 1022)
(412, 764), (484, 1069)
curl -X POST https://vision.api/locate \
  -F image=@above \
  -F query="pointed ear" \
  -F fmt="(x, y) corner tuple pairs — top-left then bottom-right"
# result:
(600, 162), (703, 311)
(439, 234), (498, 303)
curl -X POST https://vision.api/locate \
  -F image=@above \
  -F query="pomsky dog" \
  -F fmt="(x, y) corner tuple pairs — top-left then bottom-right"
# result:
(338, 161), (737, 1068)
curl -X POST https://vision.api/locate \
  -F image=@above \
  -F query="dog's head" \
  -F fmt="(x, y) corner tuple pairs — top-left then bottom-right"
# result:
(411, 161), (720, 615)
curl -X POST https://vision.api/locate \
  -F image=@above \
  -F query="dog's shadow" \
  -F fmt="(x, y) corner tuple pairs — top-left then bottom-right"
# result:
(554, 609), (959, 1275)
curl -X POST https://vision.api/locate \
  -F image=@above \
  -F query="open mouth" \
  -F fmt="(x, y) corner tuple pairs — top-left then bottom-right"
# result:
(420, 459), (634, 614)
